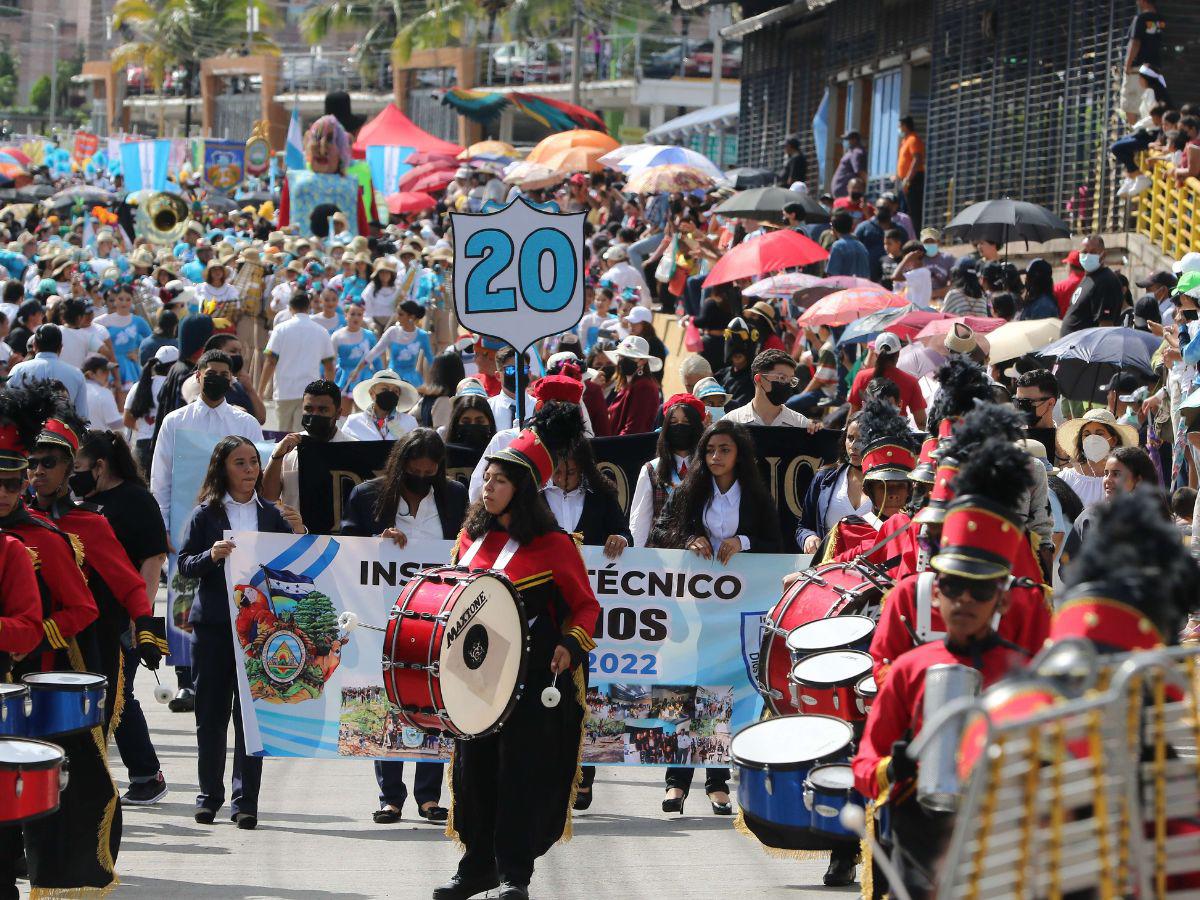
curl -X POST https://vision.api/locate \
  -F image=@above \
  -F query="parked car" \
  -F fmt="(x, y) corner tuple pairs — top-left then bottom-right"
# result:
(684, 41), (742, 78)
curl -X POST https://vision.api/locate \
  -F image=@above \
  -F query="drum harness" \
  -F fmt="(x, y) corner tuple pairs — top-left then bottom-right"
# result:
(458, 536), (539, 627)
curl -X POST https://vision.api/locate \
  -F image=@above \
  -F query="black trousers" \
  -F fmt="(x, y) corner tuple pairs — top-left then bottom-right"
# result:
(901, 172), (926, 234)
(192, 622), (261, 817)
(664, 767), (730, 794)
(374, 760), (443, 807)
(115, 642), (162, 780)
(877, 793), (956, 900)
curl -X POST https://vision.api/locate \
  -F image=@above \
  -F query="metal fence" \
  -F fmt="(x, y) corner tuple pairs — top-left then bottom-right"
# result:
(213, 92), (261, 142)
(277, 51), (393, 95)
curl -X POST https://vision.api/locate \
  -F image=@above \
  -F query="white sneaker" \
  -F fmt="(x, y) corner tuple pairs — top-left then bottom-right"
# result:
(1129, 174), (1153, 196)
(1116, 178), (1132, 197)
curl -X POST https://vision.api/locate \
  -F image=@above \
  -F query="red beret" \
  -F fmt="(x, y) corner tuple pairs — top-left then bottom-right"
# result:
(531, 374), (584, 406)
(663, 393), (705, 420)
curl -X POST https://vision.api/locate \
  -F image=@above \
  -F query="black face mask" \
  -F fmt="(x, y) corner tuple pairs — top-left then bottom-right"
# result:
(302, 413), (337, 441)
(850, 191), (864, 202)
(665, 423), (698, 452)
(456, 422), (490, 449)
(201, 372), (231, 401)
(876, 209), (892, 224)
(401, 471), (435, 496)
(601, 364), (616, 382)
(763, 381), (794, 406)
(228, 353), (244, 375)
(618, 358), (640, 378)
(69, 468), (96, 497)
(503, 372), (518, 393)
(374, 390), (400, 413)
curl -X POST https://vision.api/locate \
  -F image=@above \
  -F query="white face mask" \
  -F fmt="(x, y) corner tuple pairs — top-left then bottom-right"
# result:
(1081, 433), (1112, 463)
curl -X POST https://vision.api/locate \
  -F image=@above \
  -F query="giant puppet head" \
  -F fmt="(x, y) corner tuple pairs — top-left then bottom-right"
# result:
(305, 115), (351, 176)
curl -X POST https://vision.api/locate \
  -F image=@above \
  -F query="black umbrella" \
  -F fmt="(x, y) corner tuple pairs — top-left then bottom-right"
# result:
(722, 167), (776, 190)
(943, 198), (1071, 245)
(712, 186), (826, 224)
(1035, 326), (1161, 402)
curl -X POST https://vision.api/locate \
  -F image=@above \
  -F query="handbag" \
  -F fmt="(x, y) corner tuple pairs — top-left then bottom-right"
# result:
(683, 317), (702, 352)
(654, 236), (679, 283)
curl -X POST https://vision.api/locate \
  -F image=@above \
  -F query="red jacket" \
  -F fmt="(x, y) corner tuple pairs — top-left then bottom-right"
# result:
(852, 637), (1025, 800)
(581, 380), (611, 437)
(869, 572), (1050, 685)
(0, 533), (44, 655)
(607, 376), (660, 436)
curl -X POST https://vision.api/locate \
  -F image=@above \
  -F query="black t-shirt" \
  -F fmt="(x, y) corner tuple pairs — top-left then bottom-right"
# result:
(88, 480), (169, 567)
(1060, 266), (1125, 336)
(1129, 12), (1166, 67)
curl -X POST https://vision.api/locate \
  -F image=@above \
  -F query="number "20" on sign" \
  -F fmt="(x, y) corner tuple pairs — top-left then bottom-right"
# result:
(463, 227), (578, 314)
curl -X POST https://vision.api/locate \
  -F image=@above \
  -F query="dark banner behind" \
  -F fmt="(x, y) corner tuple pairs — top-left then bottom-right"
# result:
(298, 427), (841, 551)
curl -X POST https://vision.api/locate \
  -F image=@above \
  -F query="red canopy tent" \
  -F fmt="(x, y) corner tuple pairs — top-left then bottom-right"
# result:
(353, 103), (463, 156)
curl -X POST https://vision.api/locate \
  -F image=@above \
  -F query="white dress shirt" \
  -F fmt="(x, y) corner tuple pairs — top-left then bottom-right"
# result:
(724, 401), (812, 428)
(340, 409), (417, 441)
(393, 491), (443, 541)
(544, 483), (586, 534)
(702, 478), (750, 551)
(151, 398), (265, 529)
(223, 492), (259, 533)
(629, 453), (689, 547)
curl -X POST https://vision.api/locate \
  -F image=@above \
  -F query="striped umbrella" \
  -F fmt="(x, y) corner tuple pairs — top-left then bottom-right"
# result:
(798, 288), (909, 327)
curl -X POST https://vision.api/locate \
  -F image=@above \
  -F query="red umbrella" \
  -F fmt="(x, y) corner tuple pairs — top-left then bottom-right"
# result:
(397, 161), (458, 193)
(386, 191), (437, 215)
(885, 309), (950, 341)
(798, 288), (908, 327)
(406, 150), (458, 167)
(702, 230), (828, 289)
(820, 275), (879, 290)
(915, 316), (1006, 352)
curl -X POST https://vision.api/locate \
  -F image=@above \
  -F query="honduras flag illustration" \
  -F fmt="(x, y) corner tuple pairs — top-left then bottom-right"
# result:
(366, 145), (415, 196)
(286, 107), (305, 170)
(120, 139), (171, 192)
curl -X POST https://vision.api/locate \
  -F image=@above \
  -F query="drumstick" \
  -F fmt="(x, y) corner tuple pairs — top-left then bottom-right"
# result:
(838, 805), (913, 900)
(899, 615), (925, 646)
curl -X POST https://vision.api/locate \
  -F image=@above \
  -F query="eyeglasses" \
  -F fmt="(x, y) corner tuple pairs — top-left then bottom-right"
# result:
(761, 374), (800, 388)
(27, 456), (63, 471)
(0, 476), (23, 493)
(936, 574), (1001, 603)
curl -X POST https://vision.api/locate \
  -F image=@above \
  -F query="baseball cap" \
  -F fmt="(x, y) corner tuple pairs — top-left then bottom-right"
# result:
(1135, 270), (1177, 289)
(625, 306), (653, 325)
(1101, 372), (1141, 400)
(1063, 249), (1082, 268)
(693, 376), (728, 401)
(919, 227), (942, 243)
(873, 332), (902, 355)
(1174, 252), (1200, 275)
(154, 345), (180, 365)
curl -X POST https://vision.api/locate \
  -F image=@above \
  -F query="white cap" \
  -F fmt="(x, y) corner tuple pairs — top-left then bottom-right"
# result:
(603, 244), (630, 261)
(1174, 252), (1200, 275)
(872, 332), (902, 355)
(624, 306), (653, 325)
(546, 350), (583, 371)
(154, 344), (180, 364)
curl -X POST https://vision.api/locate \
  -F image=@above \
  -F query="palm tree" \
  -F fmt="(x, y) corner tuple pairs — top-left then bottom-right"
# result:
(112, 0), (279, 137)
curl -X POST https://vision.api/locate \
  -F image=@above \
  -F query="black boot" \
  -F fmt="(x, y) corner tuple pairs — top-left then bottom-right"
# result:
(498, 883), (530, 900)
(823, 845), (859, 887)
(431, 871), (500, 900)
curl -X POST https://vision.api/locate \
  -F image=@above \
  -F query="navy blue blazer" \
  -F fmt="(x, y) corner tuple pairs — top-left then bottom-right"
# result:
(178, 496), (294, 627)
(340, 477), (468, 540)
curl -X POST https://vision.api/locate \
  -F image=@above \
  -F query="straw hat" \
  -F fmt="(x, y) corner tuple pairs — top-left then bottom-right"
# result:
(372, 257), (397, 276)
(286, 260), (305, 275)
(352, 369), (419, 413)
(1055, 407), (1139, 460)
(239, 247), (262, 265)
(354, 251), (373, 266)
(348, 235), (369, 253)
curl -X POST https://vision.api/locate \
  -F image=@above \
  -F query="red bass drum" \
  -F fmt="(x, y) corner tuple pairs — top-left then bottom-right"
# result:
(757, 560), (892, 716)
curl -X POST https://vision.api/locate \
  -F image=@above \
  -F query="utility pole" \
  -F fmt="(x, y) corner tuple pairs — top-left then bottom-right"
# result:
(47, 22), (59, 133)
(570, 0), (583, 106)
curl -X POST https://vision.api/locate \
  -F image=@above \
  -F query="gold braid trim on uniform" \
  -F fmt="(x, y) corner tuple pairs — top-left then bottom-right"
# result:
(67, 533), (85, 568)
(443, 743), (465, 850)
(568, 626), (596, 654)
(30, 883), (119, 899)
(817, 526), (839, 566)
(24, 545), (39, 571)
(448, 529), (465, 565)
(512, 571), (553, 590)
(558, 664), (587, 844)
(43, 619), (66, 650)
(106, 641), (125, 740)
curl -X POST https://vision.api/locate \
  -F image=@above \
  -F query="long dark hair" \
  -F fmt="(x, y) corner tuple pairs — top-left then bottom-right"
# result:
(564, 437), (618, 504)
(78, 429), (146, 487)
(127, 355), (171, 420)
(419, 351), (465, 398)
(463, 457), (559, 545)
(372, 428), (447, 524)
(874, 348), (898, 377)
(446, 395), (496, 444)
(197, 436), (260, 505)
(660, 419), (770, 549)
(654, 401), (704, 485)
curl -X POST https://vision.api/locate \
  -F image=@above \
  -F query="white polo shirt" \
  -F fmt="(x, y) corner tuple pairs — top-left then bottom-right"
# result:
(264, 313), (335, 401)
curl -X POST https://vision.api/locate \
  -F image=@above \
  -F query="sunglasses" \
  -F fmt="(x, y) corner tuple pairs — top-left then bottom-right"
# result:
(936, 574), (1001, 603)
(0, 476), (23, 493)
(28, 455), (63, 471)
(1012, 396), (1052, 411)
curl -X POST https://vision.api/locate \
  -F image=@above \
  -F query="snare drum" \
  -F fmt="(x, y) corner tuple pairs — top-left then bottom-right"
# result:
(22, 672), (106, 737)
(786, 615), (876, 658)
(758, 562), (891, 716)
(804, 763), (863, 839)
(789, 650), (874, 721)
(0, 739), (66, 824)
(854, 674), (877, 717)
(0, 684), (30, 737)
(731, 715), (854, 850)
(382, 566), (528, 740)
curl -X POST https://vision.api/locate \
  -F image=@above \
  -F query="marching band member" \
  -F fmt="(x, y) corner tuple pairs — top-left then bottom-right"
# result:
(852, 439), (1036, 899)
(436, 426), (600, 900)
(822, 399), (919, 563)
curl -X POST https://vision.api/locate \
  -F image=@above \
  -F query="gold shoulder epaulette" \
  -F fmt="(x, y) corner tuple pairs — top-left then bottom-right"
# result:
(24, 546), (39, 571)
(68, 532), (85, 568)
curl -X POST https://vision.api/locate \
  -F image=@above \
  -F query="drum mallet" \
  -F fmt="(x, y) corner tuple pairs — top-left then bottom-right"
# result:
(838, 805), (912, 900)
(541, 670), (561, 708)
(338, 611), (386, 634)
(147, 666), (173, 705)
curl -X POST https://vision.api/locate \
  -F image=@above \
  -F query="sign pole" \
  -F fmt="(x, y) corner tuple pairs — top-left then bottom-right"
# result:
(513, 344), (525, 428)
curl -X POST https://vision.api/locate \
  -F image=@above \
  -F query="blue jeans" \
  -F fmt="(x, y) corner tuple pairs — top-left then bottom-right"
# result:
(1111, 133), (1151, 174)
(684, 273), (707, 318)
(628, 232), (663, 271)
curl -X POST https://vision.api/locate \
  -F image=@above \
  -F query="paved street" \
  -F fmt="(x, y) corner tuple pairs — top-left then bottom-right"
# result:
(77, 595), (859, 899)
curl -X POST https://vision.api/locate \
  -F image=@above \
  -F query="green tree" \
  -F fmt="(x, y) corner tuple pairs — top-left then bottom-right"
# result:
(29, 76), (51, 113)
(0, 47), (17, 108)
(292, 591), (339, 651)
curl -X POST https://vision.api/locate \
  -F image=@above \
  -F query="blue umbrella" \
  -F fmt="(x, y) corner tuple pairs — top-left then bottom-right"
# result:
(837, 304), (919, 346)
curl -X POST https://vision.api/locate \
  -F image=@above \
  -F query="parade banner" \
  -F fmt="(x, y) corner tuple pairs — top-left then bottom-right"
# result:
(295, 426), (839, 551)
(120, 139), (171, 192)
(224, 534), (804, 763)
(203, 139), (246, 196)
(72, 131), (98, 162)
(366, 144), (415, 196)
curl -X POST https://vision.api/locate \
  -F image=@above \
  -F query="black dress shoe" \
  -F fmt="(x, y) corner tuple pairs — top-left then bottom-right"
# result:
(194, 808), (216, 824)
(661, 792), (685, 814)
(417, 804), (449, 824)
(498, 883), (530, 900)
(234, 813), (258, 830)
(431, 872), (499, 900)
(573, 787), (592, 811)
(823, 852), (858, 887)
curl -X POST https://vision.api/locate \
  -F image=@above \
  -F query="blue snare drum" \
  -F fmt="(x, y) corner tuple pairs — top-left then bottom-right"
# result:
(0, 685), (30, 737)
(22, 672), (106, 737)
(804, 763), (863, 839)
(731, 714), (854, 850)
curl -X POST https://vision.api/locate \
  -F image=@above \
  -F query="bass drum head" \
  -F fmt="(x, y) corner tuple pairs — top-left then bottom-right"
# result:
(437, 573), (526, 737)
(791, 650), (873, 689)
(786, 615), (875, 653)
(731, 715), (853, 771)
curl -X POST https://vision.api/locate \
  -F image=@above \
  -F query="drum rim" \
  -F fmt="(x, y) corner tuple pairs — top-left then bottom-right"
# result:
(805, 762), (857, 796)
(759, 582), (846, 717)
(0, 684), (27, 695)
(789, 649), (874, 688)
(21, 671), (106, 690)
(0, 737), (66, 770)
(785, 614), (876, 651)
(731, 714), (853, 771)
(854, 673), (878, 696)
